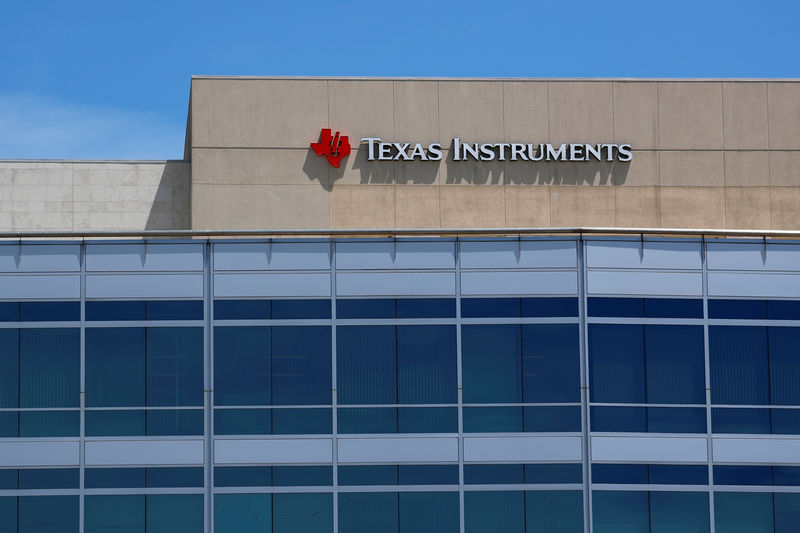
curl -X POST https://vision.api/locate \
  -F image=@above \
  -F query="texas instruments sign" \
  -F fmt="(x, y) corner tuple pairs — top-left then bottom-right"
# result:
(311, 128), (632, 167)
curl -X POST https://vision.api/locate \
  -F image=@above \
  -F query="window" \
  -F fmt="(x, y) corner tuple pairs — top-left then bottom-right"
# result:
(464, 491), (582, 533)
(593, 491), (709, 533)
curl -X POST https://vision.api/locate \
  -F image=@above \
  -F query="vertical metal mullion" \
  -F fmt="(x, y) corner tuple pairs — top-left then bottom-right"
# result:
(79, 240), (86, 533)
(703, 237), (716, 533)
(456, 238), (465, 533)
(205, 240), (213, 533)
(578, 237), (592, 533)
(331, 239), (339, 533)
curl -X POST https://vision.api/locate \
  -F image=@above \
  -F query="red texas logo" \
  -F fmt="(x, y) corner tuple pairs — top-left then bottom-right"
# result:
(310, 128), (351, 168)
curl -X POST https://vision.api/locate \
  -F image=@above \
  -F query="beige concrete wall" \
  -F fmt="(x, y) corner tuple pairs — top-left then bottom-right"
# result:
(189, 78), (800, 230)
(0, 161), (190, 231)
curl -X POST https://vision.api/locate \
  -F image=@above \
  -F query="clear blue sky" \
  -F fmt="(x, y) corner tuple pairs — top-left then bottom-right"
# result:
(1, 0), (798, 159)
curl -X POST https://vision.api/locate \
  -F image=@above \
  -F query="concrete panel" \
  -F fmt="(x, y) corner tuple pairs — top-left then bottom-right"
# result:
(0, 274), (80, 299)
(439, 81), (504, 142)
(460, 240), (578, 269)
(713, 436), (800, 464)
(461, 271), (578, 296)
(614, 150), (659, 186)
(504, 159), (550, 186)
(586, 240), (702, 269)
(329, 80), (394, 142)
(769, 151), (800, 186)
(708, 241), (800, 271)
(85, 440), (204, 466)
(214, 272), (331, 298)
(591, 436), (707, 463)
(770, 187), (800, 230)
(394, 80), (439, 145)
(768, 82), (800, 150)
(395, 160), (443, 186)
(337, 271), (456, 297)
(214, 438), (333, 464)
(502, 81), (549, 142)
(723, 82), (769, 149)
(86, 243), (203, 272)
(659, 187), (726, 229)
(0, 244), (80, 272)
(338, 437), (458, 464)
(193, 148), (330, 186)
(504, 187), (551, 227)
(724, 151), (770, 186)
(191, 79), (328, 148)
(614, 187), (660, 228)
(548, 81), (614, 145)
(550, 187), (616, 227)
(725, 187), (772, 230)
(658, 82), (723, 149)
(0, 441), (80, 467)
(336, 241), (455, 270)
(394, 186), (441, 228)
(587, 270), (703, 296)
(330, 185), (394, 229)
(439, 187), (505, 228)
(86, 274), (204, 299)
(613, 81), (658, 150)
(708, 272), (800, 298)
(659, 151), (724, 186)
(463, 436), (582, 463)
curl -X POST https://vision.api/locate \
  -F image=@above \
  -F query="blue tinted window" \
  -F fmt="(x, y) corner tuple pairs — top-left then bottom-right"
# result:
(273, 493), (332, 533)
(272, 326), (331, 405)
(399, 492), (459, 533)
(19, 410), (79, 437)
(526, 491), (584, 533)
(337, 299), (395, 319)
(768, 300), (800, 320)
(215, 494), (270, 533)
(338, 407), (397, 434)
(0, 470), (17, 490)
(147, 327), (203, 407)
(19, 301), (80, 322)
(147, 467), (203, 487)
(0, 330), (18, 408)
(463, 407), (523, 433)
(588, 298), (643, 318)
(524, 406), (581, 432)
(337, 326), (396, 404)
(19, 495), (79, 533)
(396, 298), (456, 318)
(0, 412), (16, 438)
(461, 298), (520, 318)
(592, 464), (649, 484)
(589, 324), (645, 403)
(146, 300), (203, 320)
(714, 492), (774, 533)
(464, 491), (524, 533)
(146, 409), (203, 436)
(709, 299), (767, 319)
(272, 299), (330, 319)
(649, 465), (708, 485)
(772, 408), (800, 433)
(85, 410), (145, 437)
(774, 493), (800, 533)
(85, 468), (145, 488)
(398, 325), (457, 404)
(214, 300), (270, 320)
(710, 326), (769, 405)
(146, 494), (203, 533)
(19, 469), (78, 489)
(399, 465), (459, 485)
(20, 328), (79, 408)
(86, 301), (146, 321)
(0, 496), (14, 533)
(338, 492), (396, 533)
(339, 466), (398, 486)
(462, 325), (522, 403)
(214, 409), (270, 435)
(272, 408), (332, 434)
(521, 297), (579, 317)
(398, 407), (458, 433)
(712, 408), (771, 434)
(273, 466), (332, 487)
(644, 298), (704, 318)
(645, 325), (705, 404)
(768, 328), (800, 405)
(525, 464), (582, 484)
(215, 467), (271, 487)
(86, 328), (145, 407)
(522, 324), (580, 403)
(592, 491), (649, 533)
(714, 466), (773, 486)
(773, 466), (800, 486)
(650, 491), (709, 533)
(0, 302), (19, 321)
(85, 495), (144, 533)
(214, 327), (269, 406)
(591, 406), (647, 432)
(464, 464), (524, 484)
(647, 407), (707, 433)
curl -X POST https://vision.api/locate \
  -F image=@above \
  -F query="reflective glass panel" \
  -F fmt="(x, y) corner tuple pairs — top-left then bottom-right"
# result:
(710, 327), (769, 405)
(462, 325), (522, 403)
(19, 328), (79, 408)
(85, 495), (144, 533)
(214, 327), (269, 406)
(214, 494), (270, 533)
(146, 328), (203, 407)
(86, 328), (145, 407)
(337, 326), (396, 404)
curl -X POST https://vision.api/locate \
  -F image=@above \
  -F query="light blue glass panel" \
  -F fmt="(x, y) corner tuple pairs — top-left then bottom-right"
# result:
(273, 493), (333, 533)
(146, 328), (203, 407)
(339, 492), (397, 533)
(650, 491), (709, 533)
(464, 491), (525, 533)
(337, 326), (396, 404)
(400, 492), (459, 533)
(715, 492), (773, 533)
(146, 494), (203, 533)
(86, 328), (145, 407)
(214, 327), (269, 406)
(19, 495), (78, 533)
(214, 494), (271, 533)
(592, 491), (649, 533)
(463, 325), (522, 403)
(20, 328), (79, 408)
(397, 325), (457, 404)
(85, 495), (144, 533)
(525, 491), (583, 533)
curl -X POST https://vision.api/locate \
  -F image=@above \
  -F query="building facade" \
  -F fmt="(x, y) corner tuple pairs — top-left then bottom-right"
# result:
(1, 78), (800, 532)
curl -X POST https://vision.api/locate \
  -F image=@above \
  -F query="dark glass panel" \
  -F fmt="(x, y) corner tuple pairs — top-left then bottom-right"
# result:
(214, 300), (270, 320)
(337, 408), (397, 434)
(214, 409), (270, 435)
(592, 491), (649, 533)
(592, 464), (649, 484)
(0, 302), (19, 321)
(398, 465), (459, 485)
(338, 492), (397, 533)
(647, 407), (707, 433)
(84, 468), (145, 489)
(521, 297), (579, 317)
(85, 301), (146, 321)
(523, 406), (581, 432)
(464, 491), (524, 533)
(525, 491), (584, 533)
(644, 298), (704, 318)
(710, 326), (769, 405)
(462, 325), (522, 403)
(464, 464), (524, 485)
(0, 497), (14, 533)
(398, 407), (458, 433)
(0, 470), (17, 490)
(337, 326), (396, 404)
(85, 410), (145, 437)
(19, 495), (79, 533)
(146, 494), (203, 533)
(645, 325), (705, 404)
(649, 465), (708, 485)
(146, 300), (203, 320)
(709, 299), (767, 319)
(712, 408), (771, 434)
(146, 409), (203, 436)
(463, 407), (523, 433)
(773, 466), (800, 486)
(214, 326), (269, 406)
(84, 495), (144, 533)
(399, 492), (459, 533)
(214, 467), (271, 488)
(146, 467), (204, 487)
(272, 493), (332, 533)
(649, 491), (710, 533)
(146, 327), (203, 407)
(461, 298), (521, 318)
(19, 411), (78, 437)
(397, 325), (457, 404)
(272, 466), (332, 487)
(19, 469), (79, 489)
(85, 328), (145, 407)
(771, 409), (800, 434)
(522, 324), (580, 403)
(524, 464), (582, 484)
(588, 298), (644, 318)
(214, 494), (270, 533)
(768, 327), (800, 405)
(0, 412), (16, 438)
(338, 466), (398, 486)
(714, 492), (774, 533)
(589, 324), (645, 403)
(272, 408), (332, 435)
(714, 466), (773, 486)
(768, 300), (800, 320)
(590, 407), (647, 432)
(0, 329), (18, 408)
(272, 299), (330, 319)
(19, 328), (79, 408)
(396, 298), (456, 318)
(271, 326), (331, 405)
(337, 299), (395, 319)
(774, 493), (800, 533)
(19, 301), (79, 322)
